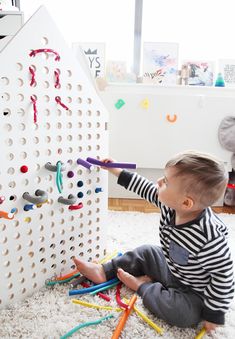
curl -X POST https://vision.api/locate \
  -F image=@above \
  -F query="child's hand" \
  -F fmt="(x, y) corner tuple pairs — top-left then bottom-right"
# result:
(204, 320), (218, 333)
(101, 158), (122, 177)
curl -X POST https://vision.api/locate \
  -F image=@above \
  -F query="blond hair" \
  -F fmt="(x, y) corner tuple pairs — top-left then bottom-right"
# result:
(165, 151), (228, 207)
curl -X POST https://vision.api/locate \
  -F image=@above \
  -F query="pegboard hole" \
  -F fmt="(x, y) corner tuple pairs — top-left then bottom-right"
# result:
(18, 267), (24, 273)
(9, 194), (16, 201)
(43, 81), (50, 89)
(17, 78), (24, 87)
(43, 66), (49, 74)
(7, 283), (13, 290)
(28, 240), (33, 247)
(67, 70), (72, 77)
(8, 181), (16, 188)
(77, 84), (82, 91)
(1, 76), (10, 85)
(18, 108), (25, 117)
(70, 246), (75, 251)
(2, 249), (9, 256)
(87, 98), (92, 104)
(20, 152), (27, 159)
(44, 109), (50, 116)
(50, 243), (55, 249)
(17, 94), (24, 102)
(0, 236), (7, 244)
(42, 52), (49, 60)
(5, 123), (12, 131)
(4, 261), (10, 267)
(5, 138), (13, 146)
(16, 244), (21, 251)
(3, 108), (11, 116)
(28, 251), (34, 258)
(66, 83), (72, 90)
(19, 137), (26, 145)
(5, 272), (12, 278)
(77, 110), (82, 116)
(66, 110), (72, 116)
(16, 63), (23, 71)
(44, 95), (50, 102)
(40, 258), (46, 263)
(45, 149), (52, 156)
(41, 36), (49, 45)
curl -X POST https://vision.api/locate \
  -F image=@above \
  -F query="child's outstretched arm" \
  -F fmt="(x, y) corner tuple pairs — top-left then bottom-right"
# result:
(101, 158), (123, 177)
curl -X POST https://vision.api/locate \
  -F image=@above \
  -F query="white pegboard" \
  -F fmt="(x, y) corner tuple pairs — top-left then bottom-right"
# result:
(0, 6), (108, 308)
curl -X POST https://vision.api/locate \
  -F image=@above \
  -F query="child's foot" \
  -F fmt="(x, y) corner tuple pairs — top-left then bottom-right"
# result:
(117, 268), (152, 291)
(73, 257), (107, 284)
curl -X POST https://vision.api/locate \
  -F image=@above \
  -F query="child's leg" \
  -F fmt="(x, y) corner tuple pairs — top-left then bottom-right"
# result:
(103, 245), (204, 327)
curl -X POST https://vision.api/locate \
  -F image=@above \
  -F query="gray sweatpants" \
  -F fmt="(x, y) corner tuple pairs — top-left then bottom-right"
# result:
(103, 245), (204, 327)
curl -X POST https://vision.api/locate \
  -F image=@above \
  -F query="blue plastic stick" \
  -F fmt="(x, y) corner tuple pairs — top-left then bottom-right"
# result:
(68, 278), (119, 296)
(60, 314), (114, 339)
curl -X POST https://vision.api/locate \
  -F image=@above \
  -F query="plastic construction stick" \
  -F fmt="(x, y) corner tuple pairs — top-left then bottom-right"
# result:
(45, 273), (81, 286)
(72, 299), (122, 312)
(81, 282), (111, 302)
(195, 327), (206, 339)
(86, 157), (136, 169)
(68, 278), (119, 296)
(99, 251), (122, 264)
(111, 294), (137, 339)
(116, 283), (129, 309)
(89, 281), (120, 295)
(55, 269), (80, 281)
(60, 314), (114, 339)
(123, 297), (163, 335)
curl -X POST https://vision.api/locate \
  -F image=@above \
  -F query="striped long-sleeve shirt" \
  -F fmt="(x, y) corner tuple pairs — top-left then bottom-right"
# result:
(118, 170), (234, 324)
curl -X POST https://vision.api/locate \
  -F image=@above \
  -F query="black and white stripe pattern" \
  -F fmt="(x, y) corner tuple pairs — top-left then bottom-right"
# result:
(118, 171), (234, 320)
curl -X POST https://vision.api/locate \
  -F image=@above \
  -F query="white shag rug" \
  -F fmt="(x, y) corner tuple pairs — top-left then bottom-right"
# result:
(0, 211), (235, 339)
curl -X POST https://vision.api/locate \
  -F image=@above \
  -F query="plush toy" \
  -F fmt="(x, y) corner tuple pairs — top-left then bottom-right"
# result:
(218, 116), (235, 206)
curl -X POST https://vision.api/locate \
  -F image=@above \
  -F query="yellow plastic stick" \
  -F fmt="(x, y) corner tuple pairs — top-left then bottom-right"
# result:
(72, 299), (122, 312)
(195, 327), (206, 339)
(99, 250), (119, 264)
(124, 297), (163, 335)
(111, 294), (137, 339)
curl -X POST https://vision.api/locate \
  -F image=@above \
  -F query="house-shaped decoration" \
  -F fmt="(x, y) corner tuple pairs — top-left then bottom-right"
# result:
(0, 6), (108, 308)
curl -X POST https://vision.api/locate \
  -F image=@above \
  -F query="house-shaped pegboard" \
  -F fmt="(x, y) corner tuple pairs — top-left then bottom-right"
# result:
(0, 6), (108, 308)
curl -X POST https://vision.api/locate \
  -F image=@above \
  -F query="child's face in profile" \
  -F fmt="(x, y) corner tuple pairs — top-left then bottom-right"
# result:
(157, 167), (186, 209)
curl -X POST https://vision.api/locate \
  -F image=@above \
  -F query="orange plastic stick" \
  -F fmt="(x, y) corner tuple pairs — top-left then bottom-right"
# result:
(55, 269), (80, 281)
(111, 294), (137, 339)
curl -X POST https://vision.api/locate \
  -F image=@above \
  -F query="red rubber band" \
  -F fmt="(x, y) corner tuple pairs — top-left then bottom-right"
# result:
(29, 48), (60, 61)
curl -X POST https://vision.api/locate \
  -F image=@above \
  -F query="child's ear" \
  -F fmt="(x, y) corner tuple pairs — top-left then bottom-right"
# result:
(182, 197), (194, 210)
